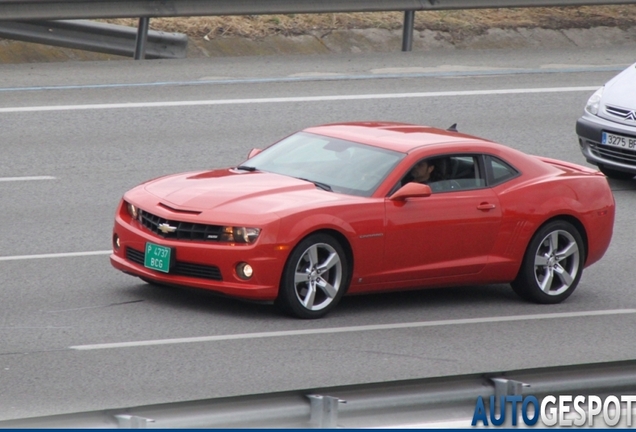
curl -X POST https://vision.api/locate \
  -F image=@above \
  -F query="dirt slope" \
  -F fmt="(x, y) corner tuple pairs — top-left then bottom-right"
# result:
(104, 6), (636, 39)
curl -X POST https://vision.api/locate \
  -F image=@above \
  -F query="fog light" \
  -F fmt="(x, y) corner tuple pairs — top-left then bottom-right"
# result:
(113, 234), (120, 250)
(236, 262), (253, 280)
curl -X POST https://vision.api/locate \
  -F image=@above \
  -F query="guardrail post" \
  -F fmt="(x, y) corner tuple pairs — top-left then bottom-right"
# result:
(114, 414), (155, 428)
(307, 394), (346, 428)
(402, 10), (415, 52)
(491, 377), (530, 398)
(491, 377), (530, 412)
(134, 17), (150, 60)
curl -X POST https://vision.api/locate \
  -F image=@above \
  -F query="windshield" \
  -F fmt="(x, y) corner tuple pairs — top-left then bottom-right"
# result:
(243, 132), (405, 197)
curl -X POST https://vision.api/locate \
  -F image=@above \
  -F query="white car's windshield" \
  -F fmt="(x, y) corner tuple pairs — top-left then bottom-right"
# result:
(243, 132), (405, 197)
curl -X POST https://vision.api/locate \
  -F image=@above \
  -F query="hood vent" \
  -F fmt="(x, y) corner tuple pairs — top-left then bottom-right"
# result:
(159, 202), (202, 215)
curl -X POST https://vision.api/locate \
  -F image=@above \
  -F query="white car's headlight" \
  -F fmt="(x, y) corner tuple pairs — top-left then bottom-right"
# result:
(220, 227), (261, 244)
(585, 87), (604, 115)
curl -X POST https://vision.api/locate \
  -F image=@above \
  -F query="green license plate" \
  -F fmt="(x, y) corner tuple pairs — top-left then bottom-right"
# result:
(144, 242), (172, 273)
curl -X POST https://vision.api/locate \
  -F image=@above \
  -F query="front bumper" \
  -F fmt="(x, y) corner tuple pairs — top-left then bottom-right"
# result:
(110, 214), (286, 301)
(576, 112), (636, 175)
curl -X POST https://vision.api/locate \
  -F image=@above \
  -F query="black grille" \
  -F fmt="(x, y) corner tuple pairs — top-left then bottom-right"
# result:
(173, 262), (222, 280)
(125, 247), (222, 281)
(126, 247), (145, 265)
(140, 210), (223, 241)
(590, 142), (636, 165)
(606, 105), (636, 121)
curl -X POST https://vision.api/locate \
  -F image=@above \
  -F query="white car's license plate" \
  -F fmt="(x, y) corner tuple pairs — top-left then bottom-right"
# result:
(601, 132), (636, 149)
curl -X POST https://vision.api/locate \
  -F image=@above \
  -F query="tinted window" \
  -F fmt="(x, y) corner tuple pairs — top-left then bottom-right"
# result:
(400, 155), (485, 193)
(486, 155), (519, 185)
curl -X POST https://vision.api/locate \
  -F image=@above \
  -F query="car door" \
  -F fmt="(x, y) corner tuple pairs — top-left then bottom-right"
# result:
(382, 154), (502, 282)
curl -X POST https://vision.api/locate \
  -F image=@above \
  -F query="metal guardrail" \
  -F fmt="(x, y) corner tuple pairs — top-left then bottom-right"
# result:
(0, 0), (634, 59)
(1, 360), (635, 428)
(0, 19), (187, 59)
(0, 0), (635, 20)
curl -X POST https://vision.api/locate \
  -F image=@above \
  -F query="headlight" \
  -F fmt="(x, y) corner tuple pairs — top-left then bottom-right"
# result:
(126, 202), (139, 219)
(585, 87), (604, 115)
(219, 227), (261, 243)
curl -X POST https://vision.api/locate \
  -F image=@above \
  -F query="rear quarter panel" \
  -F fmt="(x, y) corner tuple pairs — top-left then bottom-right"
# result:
(490, 164), (614, 279)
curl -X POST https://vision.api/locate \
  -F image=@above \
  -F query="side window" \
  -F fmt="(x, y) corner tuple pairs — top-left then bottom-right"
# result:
(486, 155), (519, 185)
(399, 155), (486, 193)
(400, 157), (437, 187)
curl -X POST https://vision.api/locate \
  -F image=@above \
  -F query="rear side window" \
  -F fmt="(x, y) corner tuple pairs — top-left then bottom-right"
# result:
(486, 155), (519, 185)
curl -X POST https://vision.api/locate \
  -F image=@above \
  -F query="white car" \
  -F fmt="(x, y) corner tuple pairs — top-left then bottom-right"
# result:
(576, 62), (636, 180)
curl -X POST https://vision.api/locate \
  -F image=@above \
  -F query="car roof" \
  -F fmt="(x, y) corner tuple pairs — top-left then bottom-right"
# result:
(303, 122), (491, 153)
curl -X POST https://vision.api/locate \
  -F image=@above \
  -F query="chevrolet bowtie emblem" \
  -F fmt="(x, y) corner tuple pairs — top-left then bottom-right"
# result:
(157, 223), (177, 234)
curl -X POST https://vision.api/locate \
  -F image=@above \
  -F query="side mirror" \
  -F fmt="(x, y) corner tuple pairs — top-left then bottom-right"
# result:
(247, 148), (262, 159)
(389, 182), (432, 201)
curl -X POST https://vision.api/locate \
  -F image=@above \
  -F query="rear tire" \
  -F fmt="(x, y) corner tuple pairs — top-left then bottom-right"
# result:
(276, 233), (350, 319)
(598, 164), (635, 180)
(511, 220), (585, 304)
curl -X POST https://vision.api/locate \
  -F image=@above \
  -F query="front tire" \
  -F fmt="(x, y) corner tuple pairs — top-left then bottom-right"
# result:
(277, 233), (350, 319)
(511, 220), (585, 304)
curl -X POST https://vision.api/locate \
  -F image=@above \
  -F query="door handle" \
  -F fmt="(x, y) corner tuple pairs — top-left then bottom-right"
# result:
(477, 203), (496, 211)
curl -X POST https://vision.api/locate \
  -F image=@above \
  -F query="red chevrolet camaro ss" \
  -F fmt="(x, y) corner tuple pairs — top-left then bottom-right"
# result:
(110, 122), (615, 318)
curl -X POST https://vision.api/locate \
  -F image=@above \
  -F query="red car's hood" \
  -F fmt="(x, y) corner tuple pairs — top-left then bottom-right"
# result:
(142, 169), (351, 215)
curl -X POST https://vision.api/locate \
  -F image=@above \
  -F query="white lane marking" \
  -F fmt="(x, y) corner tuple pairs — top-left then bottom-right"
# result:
(0, 86), (597, 113)
(0, 176), (56, 182)
(0, 326), (74, 330)
(70, 309), (636, 350)
(0, 250), (111, 261)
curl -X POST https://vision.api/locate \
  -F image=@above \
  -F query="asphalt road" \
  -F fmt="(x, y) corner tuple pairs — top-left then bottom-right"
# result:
(1, 46), (636, 421)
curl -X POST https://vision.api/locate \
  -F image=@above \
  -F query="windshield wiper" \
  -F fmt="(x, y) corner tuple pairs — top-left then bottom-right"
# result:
(298, 178), (332, 192)
(235, 165), (257, 171)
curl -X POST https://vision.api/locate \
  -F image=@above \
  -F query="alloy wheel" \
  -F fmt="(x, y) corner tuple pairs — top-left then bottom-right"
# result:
(293, 242), (343, 311)
(533, 229), (580, 296)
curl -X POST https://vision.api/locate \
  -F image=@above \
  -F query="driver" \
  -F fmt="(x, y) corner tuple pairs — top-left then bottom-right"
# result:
(410, 159), (435, 184)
